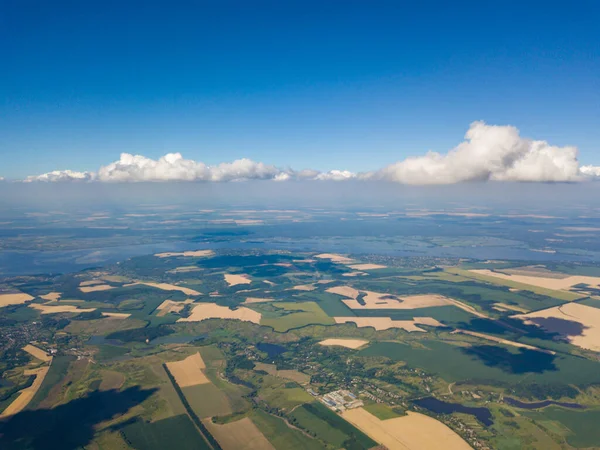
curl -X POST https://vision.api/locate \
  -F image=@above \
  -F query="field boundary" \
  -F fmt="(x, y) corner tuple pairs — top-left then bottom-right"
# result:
(447, 268), (583, 302)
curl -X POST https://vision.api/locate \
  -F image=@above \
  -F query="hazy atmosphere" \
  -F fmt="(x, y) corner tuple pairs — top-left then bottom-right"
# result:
(2, 2), (600, 450)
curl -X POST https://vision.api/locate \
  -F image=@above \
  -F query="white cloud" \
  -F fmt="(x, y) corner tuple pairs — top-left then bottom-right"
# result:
(314, 170), (357, 181)
(367, 121), (583, 184)
(24, 170), (95, 183)
(96, 153), (285, 182)
(580, 165), (600, 178)
(273, 172), (292, 181)
(295, 169), (321, 179)
(19, 122), (598, 185)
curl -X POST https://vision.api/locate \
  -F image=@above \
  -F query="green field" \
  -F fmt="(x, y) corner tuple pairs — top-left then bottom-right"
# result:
(290, 404), (349, 447)
(121, 415), (211, 450)
(575, 297), (600, 309)
(363, 402), (402, 420)
(27, 355), (75, 409)
(301, 402), (377, 449)
(301, 292), (357, 317)
(352, 305), (474, 326)
(182, 384), (232, 418)
(290, 402), (377, 449)
(260, 386), (313, 410)
(96, 344), (130, 362)
(524, 408), (600, 448)
(359, 340), (600, 385)
(250, 409), (326, 450)
(259, 302), (335, 332)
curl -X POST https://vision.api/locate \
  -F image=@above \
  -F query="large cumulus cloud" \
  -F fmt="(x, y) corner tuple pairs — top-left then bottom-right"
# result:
(366, 122), (584, 184)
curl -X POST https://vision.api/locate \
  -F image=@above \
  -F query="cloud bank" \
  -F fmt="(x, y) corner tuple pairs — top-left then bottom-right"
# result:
(16, 122), (600, 185)
(96, 153), (285, 182)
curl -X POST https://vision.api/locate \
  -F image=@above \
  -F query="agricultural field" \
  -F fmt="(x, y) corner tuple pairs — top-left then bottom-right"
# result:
(257, 302), (334, 332)
(122, 414), (211, 450)
(3, 248), (600, 449)
(342, 408), (471, 450)
(204, 416), (275, 450)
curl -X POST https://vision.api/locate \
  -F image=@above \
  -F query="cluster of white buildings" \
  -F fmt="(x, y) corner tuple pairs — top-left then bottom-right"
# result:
(320, 389), (363, 411)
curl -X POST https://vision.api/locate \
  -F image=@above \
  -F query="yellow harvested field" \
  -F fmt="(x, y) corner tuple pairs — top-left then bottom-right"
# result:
(348, 263), (387, 270)
(0, 366), (50, 418)
(326, 285), (360, 299)
(335, 317), (443, 332)
(514, 302), (600, 352)
(328, 288), (451, 310)
(315, 253), (355, 263)
(360, 293), (449, 309)
(470, 269), (600, 291)
(178, 303), (261, 324)
(165, 352), (210, 387)
(243, 297), (274, 304)
(319, 338), (369, 349)
(155, 250), (215, 258)
(342, 272), (367, 277)
(292, 284), (316, 291)
(156, 299), (194, 316)
(23, 344), (52, 362)
(127, 282), (200, 296)
(40, 292), (62, 301)
(79, 280), (105, 286)
(204, 417), (275, 450)
(224, 274), (252, 286)
(492, 303), (529, 313)
(453, 330), (553, 354)
(29, 303), (96, 314)
(342, 408), (472, 450)
(0, 292), (34, 307)
(101, 312), (131, 319)
(79, 284), (115, 293)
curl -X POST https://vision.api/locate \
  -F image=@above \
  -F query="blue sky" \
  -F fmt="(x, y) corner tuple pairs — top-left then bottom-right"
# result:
(1, 0), (599, 179)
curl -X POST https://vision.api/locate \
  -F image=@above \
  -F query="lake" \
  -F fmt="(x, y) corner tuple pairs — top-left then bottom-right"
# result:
(257, 342), (287, 358)
(413, 397), (494, 426)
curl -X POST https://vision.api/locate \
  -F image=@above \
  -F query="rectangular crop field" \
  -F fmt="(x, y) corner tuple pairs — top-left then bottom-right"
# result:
(203, 417), (275, 450)
(121, 415), (211, 450)
(182, 383), (232, 418)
